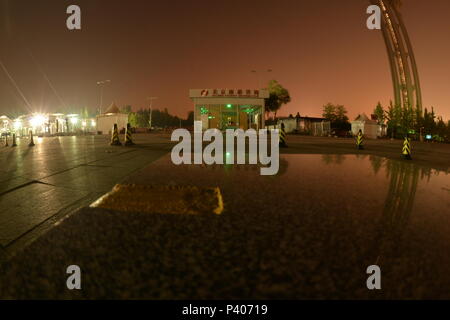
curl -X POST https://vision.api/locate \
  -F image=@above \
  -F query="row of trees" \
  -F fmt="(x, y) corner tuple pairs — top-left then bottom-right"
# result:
(321, 101), (450, 142)
(120, 105), (194, 129)
(373, 101), (450, 141)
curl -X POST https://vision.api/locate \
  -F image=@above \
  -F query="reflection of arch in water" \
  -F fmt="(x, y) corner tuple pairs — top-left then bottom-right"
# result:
(369, 0), (422, 111)
(371, 159), (420, 262)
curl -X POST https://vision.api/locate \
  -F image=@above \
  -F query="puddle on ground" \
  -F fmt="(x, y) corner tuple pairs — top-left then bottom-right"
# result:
(278, 154), (450, 215)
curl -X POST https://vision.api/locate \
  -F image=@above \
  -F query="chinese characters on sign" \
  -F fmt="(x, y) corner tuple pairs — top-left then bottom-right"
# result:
(201, 89), (261, 98)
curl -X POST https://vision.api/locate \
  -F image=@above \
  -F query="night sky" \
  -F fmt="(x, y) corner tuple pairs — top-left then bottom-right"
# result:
(0, 0), (449, 120)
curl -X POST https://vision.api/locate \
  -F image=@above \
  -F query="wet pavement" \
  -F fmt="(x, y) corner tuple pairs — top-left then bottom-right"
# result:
(0, 152), (449, 299)
(0, 134), (171, 253)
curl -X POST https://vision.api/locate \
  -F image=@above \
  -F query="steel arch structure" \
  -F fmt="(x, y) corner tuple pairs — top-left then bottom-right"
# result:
(370, 0), (422, 111)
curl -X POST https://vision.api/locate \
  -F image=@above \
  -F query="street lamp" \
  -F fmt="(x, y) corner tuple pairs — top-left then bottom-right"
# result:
(146, 97), (158, 129)
(97, 80), (111, 114)
(251, 69), (273, 89)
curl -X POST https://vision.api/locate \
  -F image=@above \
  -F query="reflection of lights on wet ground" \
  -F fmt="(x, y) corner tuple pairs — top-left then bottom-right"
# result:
(37, 137), (44, 143)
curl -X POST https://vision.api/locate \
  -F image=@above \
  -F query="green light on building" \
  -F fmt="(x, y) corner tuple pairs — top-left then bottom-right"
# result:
(200, 106), (209, 115)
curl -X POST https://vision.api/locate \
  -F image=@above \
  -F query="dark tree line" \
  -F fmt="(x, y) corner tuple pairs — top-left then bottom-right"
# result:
(322, 103), (351, 131)
(373, 101), (450, 142)
(120, 106), (194, 129)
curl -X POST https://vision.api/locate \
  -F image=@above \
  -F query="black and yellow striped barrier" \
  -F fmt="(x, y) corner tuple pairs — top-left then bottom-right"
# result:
(28, 130), (35, 147)
(279, 123), (288, 148)
(110, 123), (122, 146)
(124, 123), (135, 146)
(356, 130), (364, 150)
(12, 133), (17, 147)
(402, 136), (412, 160)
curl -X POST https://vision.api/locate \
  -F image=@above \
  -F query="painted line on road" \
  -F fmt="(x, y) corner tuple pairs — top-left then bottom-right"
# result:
(90, 184), (224, 215)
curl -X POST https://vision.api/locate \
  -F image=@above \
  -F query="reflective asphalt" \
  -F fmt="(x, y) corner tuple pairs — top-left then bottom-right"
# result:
(0, 134), (449, 299)
(0, 134), (171, 251)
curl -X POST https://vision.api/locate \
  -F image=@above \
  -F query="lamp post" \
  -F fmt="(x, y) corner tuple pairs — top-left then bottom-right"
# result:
(251, 69), (273, 89)
(97, 80), (111, 114)
(146, 97), (158, 129)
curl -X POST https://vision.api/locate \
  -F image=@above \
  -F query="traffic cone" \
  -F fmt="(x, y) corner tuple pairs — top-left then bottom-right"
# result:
(356, 130), (364, 150)
(279, 123), (288, 148)
(29, 130), (35, 147)
(4, 135), (8, 147)
(402, 136), (412, 160)
(124, 123), (135, 146)
(12, 133), (17, 147)
(110, 123), (122, 146)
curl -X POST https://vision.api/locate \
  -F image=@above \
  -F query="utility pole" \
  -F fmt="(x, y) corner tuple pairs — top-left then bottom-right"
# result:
(97, 80), (111, 114)
(147, 97), (158, 129)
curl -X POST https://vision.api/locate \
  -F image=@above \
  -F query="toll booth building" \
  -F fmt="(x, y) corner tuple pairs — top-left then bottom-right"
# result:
(190, 89), (269, 131)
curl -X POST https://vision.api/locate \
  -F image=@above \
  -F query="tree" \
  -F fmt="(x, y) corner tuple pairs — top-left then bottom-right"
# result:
(265, 80), (291, 119)
(322, 103), (337, 122)
(373, 102), (385, 125)
(436, 116), (446, 141)
(79, 107), (91, 119)
(135, 109), (150, 128)
(184, 111), (194, 126)
(400, 103), (415, 136)
(447, 121), (450, 142)
(322, 103), (349, 130)
(335, 105), (349, 123)
(128, 112), (138, 127)
(385, 100), (402, 138)
(423, 107), (436, 135)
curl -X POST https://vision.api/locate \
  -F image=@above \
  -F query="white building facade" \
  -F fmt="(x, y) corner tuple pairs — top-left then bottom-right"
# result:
(96, 103), (129, 134)
(351, 113), (380, 139)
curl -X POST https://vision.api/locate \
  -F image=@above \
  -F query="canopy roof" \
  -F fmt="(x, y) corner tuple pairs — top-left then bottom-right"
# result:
(353, 113), (377, 124)
(104, 102), (121, 114)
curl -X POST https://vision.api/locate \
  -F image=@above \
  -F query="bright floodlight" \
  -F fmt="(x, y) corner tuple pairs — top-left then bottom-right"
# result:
(30, 114), (46, 128)
(91, 120), (96, 127)
(70, 117), (78, 125)
(13, 120), (22, 130)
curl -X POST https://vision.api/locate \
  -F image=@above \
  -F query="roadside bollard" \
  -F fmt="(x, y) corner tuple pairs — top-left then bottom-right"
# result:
(110, 123), (122, 146)
(279, 123), (288, 148)
(402, 136), (412, 160)
(124, 123), (135, 146)
(29, 130), (35, 147)
(356, 129), (364, 150)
